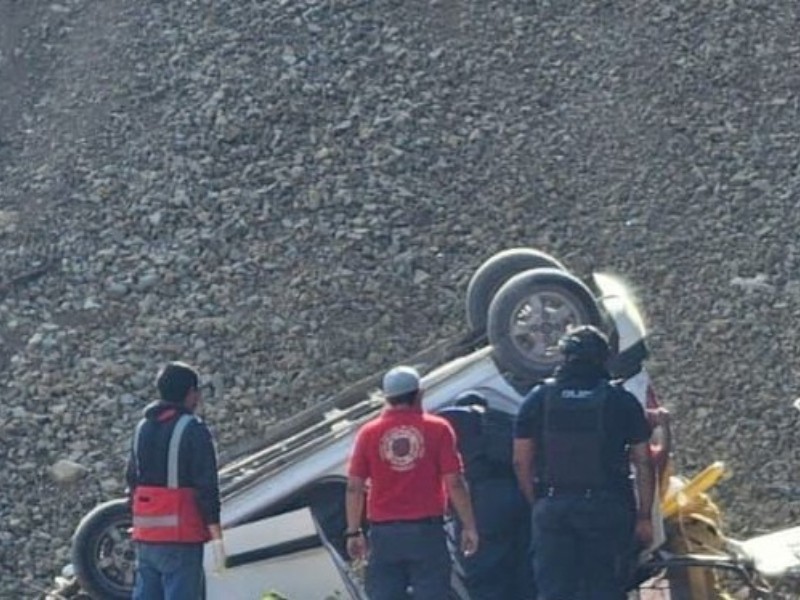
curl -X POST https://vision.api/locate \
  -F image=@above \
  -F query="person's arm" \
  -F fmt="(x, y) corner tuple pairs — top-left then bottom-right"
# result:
(344, 431), (369, 560)
(620, 387), (656, 546)
(345, 476), (366, 536)
(630, 441), (655, 546)
(628, 386), (656, 548)
(187, 421), (225, 571)
(125, 421), (144, 508)
(443, 473), (478, 556)
(625, 389), (655, 517)
(513, 438), (536, 504)
(513, 386), (542, 504)
(188, 422), (221, 537)
(438, 421), (478, 556)
(207, 523), (223, 540)
(646, 406), (672, 469)
(125, 446), (137, 508)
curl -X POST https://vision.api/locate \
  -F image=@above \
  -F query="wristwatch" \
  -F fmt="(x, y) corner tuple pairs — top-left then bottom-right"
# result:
(344, 529), (363, 539)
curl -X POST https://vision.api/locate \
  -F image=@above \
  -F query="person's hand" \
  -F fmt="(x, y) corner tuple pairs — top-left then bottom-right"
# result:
(346, 533), (367, 561)
(635, 517), (654, 548)
(647, 407), (670, 428)
(460, 527), (479, 557)
(210, 538), (227, 574)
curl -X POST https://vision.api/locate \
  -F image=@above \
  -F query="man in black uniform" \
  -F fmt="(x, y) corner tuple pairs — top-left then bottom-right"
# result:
(513, 326), (654, 600)
(438, 391), (535, 600)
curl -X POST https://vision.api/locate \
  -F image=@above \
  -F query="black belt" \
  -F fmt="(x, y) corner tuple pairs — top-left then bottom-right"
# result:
(370, 516), (444, 526)
(538, 485), (614, 499)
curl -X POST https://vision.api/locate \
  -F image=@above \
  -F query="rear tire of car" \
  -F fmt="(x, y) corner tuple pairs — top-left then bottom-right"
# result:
(488, 268), (602, 381)
(466, 248), (566, 334)
(72, 498), (135, 600)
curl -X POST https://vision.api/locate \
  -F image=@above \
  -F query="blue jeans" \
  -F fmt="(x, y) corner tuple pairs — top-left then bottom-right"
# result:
(133, 542), (205, 600)
(531, 494), (634, 600)
(366, 521), (450, 600)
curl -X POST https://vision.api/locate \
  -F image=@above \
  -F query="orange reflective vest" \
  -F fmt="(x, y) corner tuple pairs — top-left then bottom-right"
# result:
(131, 414), (210, 543)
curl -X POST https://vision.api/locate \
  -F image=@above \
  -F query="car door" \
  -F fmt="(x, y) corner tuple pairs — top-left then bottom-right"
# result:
(205, 480), (367, 600)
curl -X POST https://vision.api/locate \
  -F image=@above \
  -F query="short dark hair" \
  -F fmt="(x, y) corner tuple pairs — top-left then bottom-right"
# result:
(386, 390), (417, 407)
(156, 362), (199, 404)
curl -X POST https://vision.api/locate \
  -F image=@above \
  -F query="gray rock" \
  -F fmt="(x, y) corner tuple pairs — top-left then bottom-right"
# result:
(120, 393), (139, 406)
(106, 282), (129, 297)
(135, 272), (159, 292)
(50, 460), (90, 484)
(82, 297), (101, 310)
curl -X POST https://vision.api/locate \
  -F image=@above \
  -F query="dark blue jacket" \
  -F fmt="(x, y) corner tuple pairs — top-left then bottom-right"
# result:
(125, 402), (221, 526)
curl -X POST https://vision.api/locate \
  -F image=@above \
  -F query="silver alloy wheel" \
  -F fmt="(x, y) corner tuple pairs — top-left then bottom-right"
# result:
(92, 517), (135, 593)
(506, 290), (585, 367)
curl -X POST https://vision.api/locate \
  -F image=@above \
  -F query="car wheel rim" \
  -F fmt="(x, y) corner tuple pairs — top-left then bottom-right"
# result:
(507, 290), (585, 366)
(91, 518), (135, 593)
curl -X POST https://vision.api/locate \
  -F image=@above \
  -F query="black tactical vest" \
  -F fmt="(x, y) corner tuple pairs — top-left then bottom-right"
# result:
(541, 382), (610, 489)
(438, 405), (515, 483)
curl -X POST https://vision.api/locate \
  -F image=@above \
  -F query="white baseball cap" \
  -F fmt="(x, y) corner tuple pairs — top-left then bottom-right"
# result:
(382, 366), (421, 398)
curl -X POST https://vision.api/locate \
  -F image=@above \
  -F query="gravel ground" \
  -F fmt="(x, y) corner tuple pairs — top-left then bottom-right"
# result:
(1, 0), (799, 596)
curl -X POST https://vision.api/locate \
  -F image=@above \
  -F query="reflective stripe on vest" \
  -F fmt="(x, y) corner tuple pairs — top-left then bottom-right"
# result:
(133, 414), (193, 488)
(167, 415), (193, 488)
(132, 514), (179, 528)
(132, 413), (210, 543)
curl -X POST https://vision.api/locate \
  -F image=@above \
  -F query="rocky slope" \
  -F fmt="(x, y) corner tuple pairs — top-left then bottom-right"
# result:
(1, 0), (799, 596)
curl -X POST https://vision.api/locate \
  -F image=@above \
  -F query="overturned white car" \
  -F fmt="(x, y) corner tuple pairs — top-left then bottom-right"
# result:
(65, 249), (799, 600)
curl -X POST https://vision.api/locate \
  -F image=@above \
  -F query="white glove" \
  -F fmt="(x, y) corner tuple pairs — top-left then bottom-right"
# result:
(210, 539), (227, 573)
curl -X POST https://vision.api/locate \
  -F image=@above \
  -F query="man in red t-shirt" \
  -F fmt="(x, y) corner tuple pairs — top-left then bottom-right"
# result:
(345, 365), (479, 600)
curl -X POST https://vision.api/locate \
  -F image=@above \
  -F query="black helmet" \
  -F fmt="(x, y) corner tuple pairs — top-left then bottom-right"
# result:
(557, 325), (610, 366)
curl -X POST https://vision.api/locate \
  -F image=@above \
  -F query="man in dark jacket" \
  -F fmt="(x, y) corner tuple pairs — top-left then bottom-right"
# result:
(125, 362), (224, 600)
(513, 326), (654, 600)
(438, 391), (535, 600)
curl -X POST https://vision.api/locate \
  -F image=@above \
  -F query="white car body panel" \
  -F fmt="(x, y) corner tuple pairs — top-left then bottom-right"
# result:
(621, 368), (650, 408)
(593, 272), (646, 354)
(735, 526), (800, 578)
(206, 508), (352, 600)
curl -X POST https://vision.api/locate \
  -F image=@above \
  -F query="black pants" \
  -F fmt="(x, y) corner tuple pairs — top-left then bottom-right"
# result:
(531, 493), (635, 600)
(456, 478), (536, 600)
(366, 520), (450, 600)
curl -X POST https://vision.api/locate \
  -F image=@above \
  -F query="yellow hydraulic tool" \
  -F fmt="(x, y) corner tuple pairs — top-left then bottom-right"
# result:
(661, 461), (726, 520)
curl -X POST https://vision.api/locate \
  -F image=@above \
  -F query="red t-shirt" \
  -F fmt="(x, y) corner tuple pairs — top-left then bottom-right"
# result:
(348, 406), (463, 523)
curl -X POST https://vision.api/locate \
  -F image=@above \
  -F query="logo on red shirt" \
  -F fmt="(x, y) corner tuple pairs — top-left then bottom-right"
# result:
(379, 425), (425, 472)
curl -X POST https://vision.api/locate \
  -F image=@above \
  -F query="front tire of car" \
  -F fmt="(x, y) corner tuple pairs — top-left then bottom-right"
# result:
(71, 498), (135, 600)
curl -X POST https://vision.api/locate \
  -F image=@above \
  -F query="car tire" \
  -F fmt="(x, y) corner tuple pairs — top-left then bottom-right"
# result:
(71, 498), (135, 600)
(488, 268), (602, 380)
(466, 248), (566, 333)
